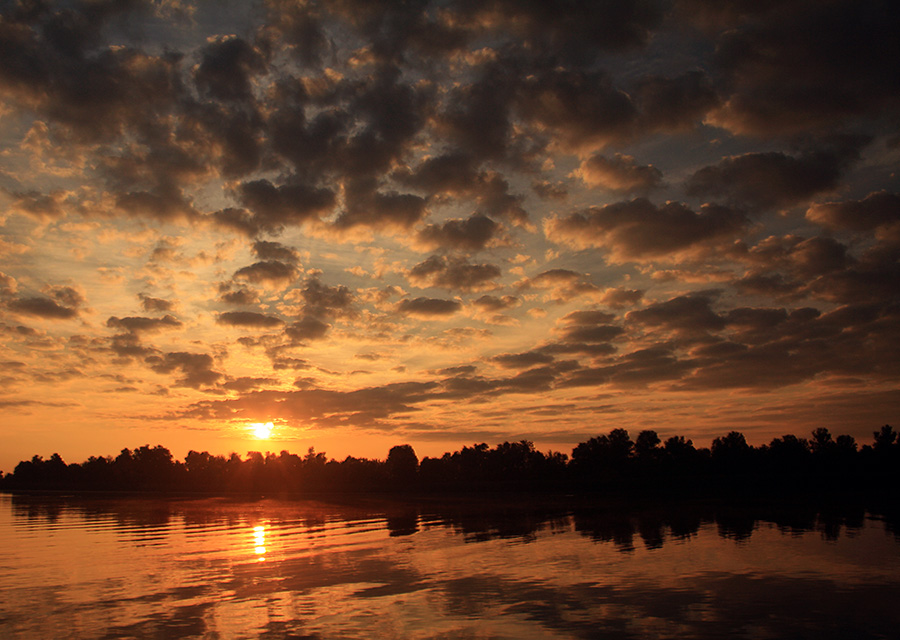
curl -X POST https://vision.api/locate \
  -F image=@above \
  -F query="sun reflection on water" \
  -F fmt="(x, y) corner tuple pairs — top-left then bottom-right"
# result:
(253, 524), (267, 561)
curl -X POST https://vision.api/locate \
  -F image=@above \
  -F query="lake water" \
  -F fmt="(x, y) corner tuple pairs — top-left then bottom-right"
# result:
(2, 493), (899, 639)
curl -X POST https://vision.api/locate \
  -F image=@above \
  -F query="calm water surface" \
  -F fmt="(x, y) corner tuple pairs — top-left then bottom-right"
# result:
(2, 493), (899, 639)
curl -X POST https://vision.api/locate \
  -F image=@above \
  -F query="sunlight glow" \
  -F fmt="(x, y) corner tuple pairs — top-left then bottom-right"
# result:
(253, 525), (266, 561)
(250, 422), (274, 439)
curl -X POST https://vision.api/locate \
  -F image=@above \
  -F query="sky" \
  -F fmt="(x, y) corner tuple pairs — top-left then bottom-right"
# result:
(1, 0), (898, 471)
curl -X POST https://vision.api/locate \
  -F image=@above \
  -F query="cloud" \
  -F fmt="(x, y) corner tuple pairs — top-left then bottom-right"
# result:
(516, 67), (637, 152)
(194, 36), (268, 103)
(702, 1), (900, 135)
(107, 315), (183, 334)
(545, 198), (747, 262)
(0, 272), (17, 296)
(217, 285), (260, 306)
(138, 293), (175, 312)
(521, 269), (601, 304)
(297, 276), (356, 318)
(145, 351), (223, 389)
(233, 261), (298, 286)
(576, 153), (664, 193)
(334, 181), (427, 231)
(408, 255), (502, 292)
(284, 316), (330, 342)
(395, 154), (528, 225)
(221, 376), (278, 393)
(555, 309), (625, 344)
(4, 284), (85, 320)
(450, 0), (664, 60)
(252, 240), (301, 264)
(806, 191), (900, 233)
(472, 295), (519, 312)
(626, 292), (726, 335)
(634, 70), (720, 132)
(183, 380), (442, 426)
(415, 214), (500, 252)
(599, 288), (644, 308)
(686, 141), (866, 211)
(490, 351), (556, 369)
(216, 311), (284, 328)
(397, 297), (462, 318)
(235, 179), (336, 234)
(7, 297), (78, 319)
(3, 190), (69, 220)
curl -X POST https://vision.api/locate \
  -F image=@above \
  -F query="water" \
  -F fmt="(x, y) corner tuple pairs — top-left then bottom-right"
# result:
(2, 494), (899, 639)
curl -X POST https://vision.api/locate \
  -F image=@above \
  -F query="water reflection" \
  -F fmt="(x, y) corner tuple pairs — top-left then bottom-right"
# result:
(253, 524), (267, 561)
(2, 494), (899, 639)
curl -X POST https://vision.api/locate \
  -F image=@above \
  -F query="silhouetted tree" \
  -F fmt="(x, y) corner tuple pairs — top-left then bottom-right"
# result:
(386, 444), (418, 487)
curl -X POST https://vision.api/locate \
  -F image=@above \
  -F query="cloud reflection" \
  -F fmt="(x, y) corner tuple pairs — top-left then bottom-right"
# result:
(3, 495), (900, 639)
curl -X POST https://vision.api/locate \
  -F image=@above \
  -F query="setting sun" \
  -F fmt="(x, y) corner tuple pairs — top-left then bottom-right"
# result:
(251, 422), (274, 440)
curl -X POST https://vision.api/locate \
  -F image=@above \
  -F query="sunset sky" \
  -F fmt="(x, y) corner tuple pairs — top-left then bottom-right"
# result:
(1, 0), (898, 472)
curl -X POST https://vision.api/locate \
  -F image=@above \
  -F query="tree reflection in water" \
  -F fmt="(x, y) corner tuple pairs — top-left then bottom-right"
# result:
(2, 494), (899, 639)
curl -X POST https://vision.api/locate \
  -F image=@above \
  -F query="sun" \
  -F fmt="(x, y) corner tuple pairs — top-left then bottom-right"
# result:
(250, 422), (274, 439)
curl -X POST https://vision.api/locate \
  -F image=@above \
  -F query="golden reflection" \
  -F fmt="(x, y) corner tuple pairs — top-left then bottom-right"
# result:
(253, 524), (267, 561)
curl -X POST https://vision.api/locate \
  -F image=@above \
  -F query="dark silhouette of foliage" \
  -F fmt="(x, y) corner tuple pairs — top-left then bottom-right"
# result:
(1, 424), (897, 497)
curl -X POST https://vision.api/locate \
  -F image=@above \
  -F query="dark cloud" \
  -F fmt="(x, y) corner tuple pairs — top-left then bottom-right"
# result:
(408, 256), (502, 292)
(702, 0), (900, 135)
(516, 67), (637, 152)
(221, 376), (278, 393)
(415, 214), (499, 252)
(806, 191), (900, 233)
(395, 153), (528, 225)
(599, 288), (644, 308)
(451, 0), (664, 61)
(138, 293), (175, 313)
(252, 240), (300, 264)
(109, 332), (155, 361)
(233, 261), (298, 286)
(546, 198), (747, 262)
(261, 0), (328, 66)
(555, 309), (625, 345)
(3, 190), (67, 220)
(490, 351), (555, 369)
(435, 62), (518, 162)
(284, 316), (330, 342)
(626, 293), (726, 335)
(472, 295), (520, 312)
(522, 270), (601, 304)
(7, 296), (78, 319)
(216, 312), (284, 329)
(298, 276), (356, 318)
(107, 315), (182, 334)
(194, 36), (267, 103)
(577, 153), (664, 193)
(397, 297), (462, 318)
(560, 346), (691, 389)
(217, 285), (260, 306)
(0, 3), (184, 143)
(235, 179), (336, 234)
(334, 181), (427, 231)
(183, 380), (441, 426)
(686, 140), (867, 211)
(634, 70), (720, 132)
(4, 285), (84, 320)
(531, 180), (568, 201)
(145, 351), (223, 389)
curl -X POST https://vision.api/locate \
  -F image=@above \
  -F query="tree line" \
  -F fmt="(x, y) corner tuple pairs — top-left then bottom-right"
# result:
(1, 425), (897, 496)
